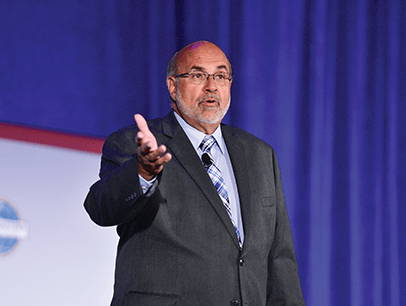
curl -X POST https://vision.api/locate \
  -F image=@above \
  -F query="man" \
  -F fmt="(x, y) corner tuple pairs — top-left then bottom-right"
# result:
(84, 41), (305, 305)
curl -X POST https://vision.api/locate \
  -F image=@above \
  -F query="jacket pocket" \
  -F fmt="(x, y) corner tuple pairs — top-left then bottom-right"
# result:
(124, 291), (180, 306)
(261, 196), (275, 207)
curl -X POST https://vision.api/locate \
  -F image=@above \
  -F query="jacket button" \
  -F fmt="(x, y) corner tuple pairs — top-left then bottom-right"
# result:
(230, 300), (240, 306)
(239, 258), (245, 266)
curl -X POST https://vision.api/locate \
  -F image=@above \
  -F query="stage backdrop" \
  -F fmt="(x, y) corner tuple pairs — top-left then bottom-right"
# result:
(1, 1), (405, 305)
(0, 124), (118, 305)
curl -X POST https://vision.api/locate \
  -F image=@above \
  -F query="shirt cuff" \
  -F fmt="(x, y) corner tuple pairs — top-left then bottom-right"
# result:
(139, 174), (158, 196)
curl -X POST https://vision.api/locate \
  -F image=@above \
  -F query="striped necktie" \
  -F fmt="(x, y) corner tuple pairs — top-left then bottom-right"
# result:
(199, 135), (242, 247)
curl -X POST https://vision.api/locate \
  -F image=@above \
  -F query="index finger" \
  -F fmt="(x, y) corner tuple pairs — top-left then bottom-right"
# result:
(134, 114), (149, 134)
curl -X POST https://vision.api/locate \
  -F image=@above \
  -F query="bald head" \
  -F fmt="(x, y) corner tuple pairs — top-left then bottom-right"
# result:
(166, 40), (233, 134)
(167, 41), (232, 77)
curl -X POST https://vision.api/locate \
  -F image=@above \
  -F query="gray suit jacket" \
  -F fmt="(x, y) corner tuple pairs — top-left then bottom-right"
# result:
(84, 111), (305, 306)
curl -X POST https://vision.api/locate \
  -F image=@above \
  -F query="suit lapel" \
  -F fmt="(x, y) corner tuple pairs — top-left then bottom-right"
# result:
(158, 112), (241, 249)
(222, 125), (252, 250)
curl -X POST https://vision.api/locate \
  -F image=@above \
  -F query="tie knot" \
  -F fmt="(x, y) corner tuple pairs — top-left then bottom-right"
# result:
(199, 135), (216, 153)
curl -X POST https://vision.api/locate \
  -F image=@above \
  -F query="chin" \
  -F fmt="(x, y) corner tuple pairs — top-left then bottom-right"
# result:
(196, 111), (226, 125)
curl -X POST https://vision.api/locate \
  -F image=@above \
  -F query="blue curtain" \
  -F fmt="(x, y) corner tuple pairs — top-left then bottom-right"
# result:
(1, 1), (405, 305)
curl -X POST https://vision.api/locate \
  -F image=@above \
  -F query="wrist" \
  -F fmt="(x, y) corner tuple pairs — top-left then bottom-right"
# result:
(138, 163), (155, 181)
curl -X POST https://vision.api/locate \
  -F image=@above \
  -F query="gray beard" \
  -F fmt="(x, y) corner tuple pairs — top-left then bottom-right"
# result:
(175, 90), (230, 125)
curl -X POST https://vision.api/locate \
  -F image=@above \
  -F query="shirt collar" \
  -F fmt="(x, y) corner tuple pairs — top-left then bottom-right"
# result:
(173, 110), (225, 155)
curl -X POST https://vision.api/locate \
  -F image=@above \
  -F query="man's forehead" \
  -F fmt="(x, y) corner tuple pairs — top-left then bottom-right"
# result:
(178, 42), (230, 71)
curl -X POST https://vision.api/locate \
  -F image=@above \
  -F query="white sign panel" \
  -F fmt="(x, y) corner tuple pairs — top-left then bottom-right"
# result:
(0, 136), (118, 306)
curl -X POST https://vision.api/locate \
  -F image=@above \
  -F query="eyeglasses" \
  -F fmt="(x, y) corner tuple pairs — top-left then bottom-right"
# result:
(175, 71), (233, 86)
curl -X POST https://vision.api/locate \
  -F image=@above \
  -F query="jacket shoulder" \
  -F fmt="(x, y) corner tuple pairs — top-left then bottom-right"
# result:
(102, 125), (138, 159)
(221, 124), (275, 151)
(103, 117), (165, 154)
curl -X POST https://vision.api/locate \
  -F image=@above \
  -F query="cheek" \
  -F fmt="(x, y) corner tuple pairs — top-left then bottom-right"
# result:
(179, 86), (200, 103)
(220, 89), (231, 104)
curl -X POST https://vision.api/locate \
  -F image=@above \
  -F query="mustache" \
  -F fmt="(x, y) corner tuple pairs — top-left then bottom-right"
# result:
(197, 93), (222, 104)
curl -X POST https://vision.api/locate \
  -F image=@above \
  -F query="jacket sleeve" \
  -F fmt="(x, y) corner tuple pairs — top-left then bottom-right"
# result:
(266, 149), (306, 305)
(83, 128), (151, 226)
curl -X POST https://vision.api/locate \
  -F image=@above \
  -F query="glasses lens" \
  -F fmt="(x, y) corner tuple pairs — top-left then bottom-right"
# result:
(186, 71), (230, 85)
(214, 72), (228, 85)
(189, 72), (206, 84)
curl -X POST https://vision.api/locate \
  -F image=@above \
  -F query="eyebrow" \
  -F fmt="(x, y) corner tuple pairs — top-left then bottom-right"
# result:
(189, 65), (229, 72)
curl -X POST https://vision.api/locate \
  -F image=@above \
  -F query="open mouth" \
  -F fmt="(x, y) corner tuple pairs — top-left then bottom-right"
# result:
(198, 94), (221, 106)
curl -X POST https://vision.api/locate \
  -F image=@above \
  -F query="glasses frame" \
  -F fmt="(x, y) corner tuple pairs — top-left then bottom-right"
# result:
(175, 71), (233, 85)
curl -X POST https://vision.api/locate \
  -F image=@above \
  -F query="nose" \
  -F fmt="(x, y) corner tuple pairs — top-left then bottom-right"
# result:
(204, 75), (218, 92)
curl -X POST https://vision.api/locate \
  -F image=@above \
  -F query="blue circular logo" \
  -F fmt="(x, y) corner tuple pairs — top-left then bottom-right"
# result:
(0, 197), (29, 256)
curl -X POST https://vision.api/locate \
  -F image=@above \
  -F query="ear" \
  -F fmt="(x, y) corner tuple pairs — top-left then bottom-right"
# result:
(167, 76), (177, 101)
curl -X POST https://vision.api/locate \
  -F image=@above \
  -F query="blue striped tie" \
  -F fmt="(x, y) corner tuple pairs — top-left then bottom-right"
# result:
(200, 135), (242, 247)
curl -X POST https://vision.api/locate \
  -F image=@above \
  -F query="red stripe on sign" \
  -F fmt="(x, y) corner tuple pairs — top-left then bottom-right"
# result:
(0, 122), (105, 154)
